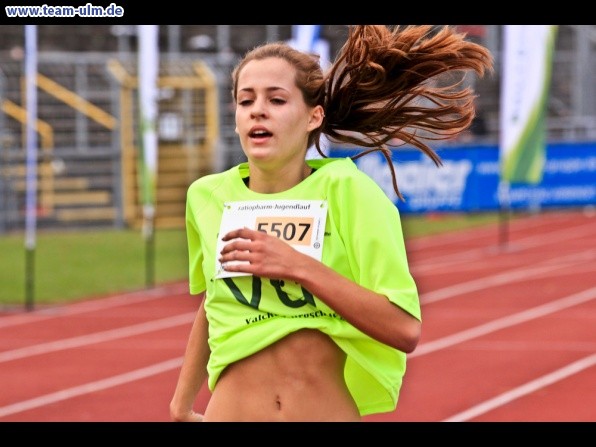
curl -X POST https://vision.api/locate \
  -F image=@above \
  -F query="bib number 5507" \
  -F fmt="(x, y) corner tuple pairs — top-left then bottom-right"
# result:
(256, 217), (312, 246)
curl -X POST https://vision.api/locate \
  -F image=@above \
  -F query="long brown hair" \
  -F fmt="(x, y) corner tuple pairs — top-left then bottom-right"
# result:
(231, 25), (494, 200)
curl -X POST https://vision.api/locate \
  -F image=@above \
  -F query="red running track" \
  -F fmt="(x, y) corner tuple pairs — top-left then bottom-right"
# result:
(0, 209), (594, 422)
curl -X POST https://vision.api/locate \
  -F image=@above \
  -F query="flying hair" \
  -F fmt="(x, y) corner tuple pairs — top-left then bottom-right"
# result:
(231, 25), (494, 200)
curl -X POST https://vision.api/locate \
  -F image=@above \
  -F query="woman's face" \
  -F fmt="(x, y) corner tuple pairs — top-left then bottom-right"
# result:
(235, 57), (322, 169)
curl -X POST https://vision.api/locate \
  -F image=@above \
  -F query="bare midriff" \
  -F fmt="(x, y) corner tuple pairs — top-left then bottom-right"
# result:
(203, 329), (361, 421)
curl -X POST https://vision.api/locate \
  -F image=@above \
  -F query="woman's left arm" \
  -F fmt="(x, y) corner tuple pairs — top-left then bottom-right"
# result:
(292, 252), (421, 353)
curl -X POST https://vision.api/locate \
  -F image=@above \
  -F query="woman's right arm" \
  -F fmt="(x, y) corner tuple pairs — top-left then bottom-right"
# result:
(169, 294), (210, 422)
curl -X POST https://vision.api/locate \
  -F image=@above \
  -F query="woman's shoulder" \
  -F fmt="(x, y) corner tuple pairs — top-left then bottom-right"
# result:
(311, 157), (385, 191)
(309, 156), (354, 170)
(310, 157), (366, 181)
(188, 165), (238, 195)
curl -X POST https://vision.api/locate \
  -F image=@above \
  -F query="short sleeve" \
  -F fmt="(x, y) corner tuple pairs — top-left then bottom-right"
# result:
(337, 170), (420, 321)
(186, 188), (206, 295)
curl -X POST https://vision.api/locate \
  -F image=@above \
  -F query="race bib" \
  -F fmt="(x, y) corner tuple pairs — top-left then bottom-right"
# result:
(215, 200), (328, 278)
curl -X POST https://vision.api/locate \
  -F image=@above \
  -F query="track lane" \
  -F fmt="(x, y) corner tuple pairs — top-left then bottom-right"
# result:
(1, 209), (594, 421)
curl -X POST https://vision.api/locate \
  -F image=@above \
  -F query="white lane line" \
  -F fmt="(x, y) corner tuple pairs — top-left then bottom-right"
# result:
(408, 212), (593, 252)
(412, 286), (596, 357)
(411, 221), (596, 274)
(0, 312), (196, 363)
(442, 353), (596, 422)
(0, 282), (190, 329)
(0, 357), (183, 419)
(420, 249), (596, 305)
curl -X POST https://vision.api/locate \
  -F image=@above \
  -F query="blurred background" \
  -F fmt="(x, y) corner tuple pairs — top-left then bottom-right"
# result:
(0, 24), (594, 234)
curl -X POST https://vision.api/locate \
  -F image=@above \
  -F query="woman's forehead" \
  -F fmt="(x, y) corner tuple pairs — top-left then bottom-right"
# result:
(238, 58), (297, 91)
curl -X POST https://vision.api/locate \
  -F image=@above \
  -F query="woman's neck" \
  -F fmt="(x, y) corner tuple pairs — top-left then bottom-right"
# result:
(246, 162), (313, 194)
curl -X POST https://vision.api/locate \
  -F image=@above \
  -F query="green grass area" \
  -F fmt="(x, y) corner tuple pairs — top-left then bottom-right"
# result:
(0, 228), (189, 307)
(0, 212), (503, 307)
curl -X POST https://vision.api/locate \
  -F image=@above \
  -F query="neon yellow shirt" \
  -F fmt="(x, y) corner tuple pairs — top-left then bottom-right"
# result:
(186, 157), (421, 416)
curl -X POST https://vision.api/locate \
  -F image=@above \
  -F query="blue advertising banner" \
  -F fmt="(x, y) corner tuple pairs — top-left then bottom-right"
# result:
(328, 142), (596, 213)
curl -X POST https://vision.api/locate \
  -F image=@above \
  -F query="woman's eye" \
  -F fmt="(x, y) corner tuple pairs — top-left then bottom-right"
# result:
(271, 98), (286, 105)
(238, 99), (253, 106)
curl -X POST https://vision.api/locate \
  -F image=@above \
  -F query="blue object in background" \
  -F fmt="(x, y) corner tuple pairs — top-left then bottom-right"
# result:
(328, 142), (596, 213)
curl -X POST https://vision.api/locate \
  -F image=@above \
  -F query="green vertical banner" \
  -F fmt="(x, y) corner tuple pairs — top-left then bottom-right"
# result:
(499, 25), (558, 184)
(137, 25), (159, 287)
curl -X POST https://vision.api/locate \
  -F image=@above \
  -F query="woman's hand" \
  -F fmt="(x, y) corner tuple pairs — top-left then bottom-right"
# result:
(219, 227), (307, 280)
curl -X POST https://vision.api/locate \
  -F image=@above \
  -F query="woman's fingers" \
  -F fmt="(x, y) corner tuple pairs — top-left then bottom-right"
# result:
(221, 226), (260, 242)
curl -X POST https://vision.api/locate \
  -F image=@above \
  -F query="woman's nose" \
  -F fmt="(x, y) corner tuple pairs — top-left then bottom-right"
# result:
(250, 99), (267, 118)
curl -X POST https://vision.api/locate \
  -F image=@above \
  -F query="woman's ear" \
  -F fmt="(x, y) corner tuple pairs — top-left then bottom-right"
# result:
(307, 105), (325, 131)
